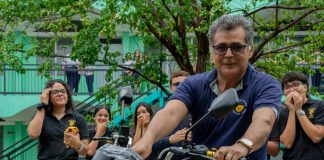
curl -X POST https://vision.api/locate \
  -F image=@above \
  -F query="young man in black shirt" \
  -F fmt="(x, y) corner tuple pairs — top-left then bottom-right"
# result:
(279, 71), (324, 159)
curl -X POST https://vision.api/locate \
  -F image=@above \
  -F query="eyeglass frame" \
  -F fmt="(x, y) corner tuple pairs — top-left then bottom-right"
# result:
(212, 44), (248, 55)
(283, 81), (303, 90)
(50, 89), (67, 96)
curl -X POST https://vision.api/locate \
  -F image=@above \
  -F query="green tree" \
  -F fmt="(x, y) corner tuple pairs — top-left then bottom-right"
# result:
(0, 0), (323, 98)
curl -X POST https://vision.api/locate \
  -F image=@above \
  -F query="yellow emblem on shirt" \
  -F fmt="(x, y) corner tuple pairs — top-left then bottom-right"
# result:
(69, 120), (76, 127)
(308, 107), (315, 118)
(66, 120), (78, 135)
(235, 104), (244, 113)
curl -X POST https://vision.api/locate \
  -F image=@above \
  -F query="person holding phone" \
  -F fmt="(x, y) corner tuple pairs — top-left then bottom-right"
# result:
(279, 71), (324, 159)
(86, 106), (114, 160)
(27, 79), (89, 160)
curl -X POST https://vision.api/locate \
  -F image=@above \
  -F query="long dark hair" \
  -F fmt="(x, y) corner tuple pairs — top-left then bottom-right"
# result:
(133, 102), (153, 131)
(93, 105), (111, 121)
(45, 79), (74, 112)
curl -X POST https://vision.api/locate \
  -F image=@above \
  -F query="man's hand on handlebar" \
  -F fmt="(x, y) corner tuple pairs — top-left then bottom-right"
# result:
(215, 143), (249, 160)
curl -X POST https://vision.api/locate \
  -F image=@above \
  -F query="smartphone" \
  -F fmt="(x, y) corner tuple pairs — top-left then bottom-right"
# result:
(65, 127), (79, 135)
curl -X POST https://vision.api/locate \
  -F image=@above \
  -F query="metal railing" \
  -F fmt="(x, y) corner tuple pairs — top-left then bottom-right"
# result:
(0, 64), (125, 95)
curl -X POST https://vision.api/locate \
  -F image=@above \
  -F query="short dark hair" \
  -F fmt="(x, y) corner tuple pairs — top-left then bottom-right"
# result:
(93, 105), (111, 120)
(281, 71), (309, 90)
(133, 102), (153, 132)
(45, 79), (74, 112)
(170, 71), (190, 85)
(208, 14), (254, 47)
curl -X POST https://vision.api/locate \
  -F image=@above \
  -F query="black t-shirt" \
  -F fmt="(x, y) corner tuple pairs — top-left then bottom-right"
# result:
(86, 127), (114, 160)
(279, 98), (324, 160)
(267, 119), (280, 160)
(38, 110), (89, 160)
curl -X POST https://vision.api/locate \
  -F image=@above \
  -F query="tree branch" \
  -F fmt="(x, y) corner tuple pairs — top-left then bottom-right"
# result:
(275, 0), (279, 31)
(147, 0), (167, 28)
(251, 8), (322, 63)
(161, 0), (177, 21)
(190, 0), (200, 28)
(177, 0), (191, 70)
(262, 40), (310, 55)
(86, 9), (101, 16)
(118, 64), (171, 96)
(244, 5), (308, 17)
(141, 14), (193, 74)
(193, 1), (212, 73)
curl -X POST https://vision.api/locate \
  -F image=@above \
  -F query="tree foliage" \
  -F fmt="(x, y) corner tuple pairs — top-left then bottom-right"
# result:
(0, 0), (323, 98)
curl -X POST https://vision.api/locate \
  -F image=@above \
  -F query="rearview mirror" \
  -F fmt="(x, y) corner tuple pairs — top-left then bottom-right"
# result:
(208, 88), (239, 119)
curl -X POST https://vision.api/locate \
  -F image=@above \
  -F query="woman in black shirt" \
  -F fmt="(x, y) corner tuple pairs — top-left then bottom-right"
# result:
(86, 106), (114, 159)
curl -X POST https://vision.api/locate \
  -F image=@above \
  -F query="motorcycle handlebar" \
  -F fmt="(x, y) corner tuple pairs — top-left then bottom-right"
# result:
(157, 147), (247, 160)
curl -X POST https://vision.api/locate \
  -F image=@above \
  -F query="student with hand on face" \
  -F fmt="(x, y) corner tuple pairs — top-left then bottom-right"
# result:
(279, 71), (324, 160)
(132, 102), (157, 160)
(132, 103), (154, 145)
(27, 79), (89, 160)
(86, 106), (114, 160)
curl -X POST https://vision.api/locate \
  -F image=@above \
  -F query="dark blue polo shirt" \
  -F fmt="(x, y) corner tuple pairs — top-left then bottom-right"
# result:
(38, 109), (89, 160)
(169, 65), (282, 160)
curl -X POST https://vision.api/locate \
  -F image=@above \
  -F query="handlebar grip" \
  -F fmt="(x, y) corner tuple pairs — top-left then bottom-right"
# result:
(92, 137), (113, 141)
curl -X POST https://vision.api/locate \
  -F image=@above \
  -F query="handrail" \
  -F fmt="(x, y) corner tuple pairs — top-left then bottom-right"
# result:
(0, 138), (36, 160)
(0, 135), (30, 155)
(75, 80), (124, 113)
(8, 141), (38, 160)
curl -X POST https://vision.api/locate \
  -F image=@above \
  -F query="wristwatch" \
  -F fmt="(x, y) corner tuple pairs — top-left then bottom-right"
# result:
(37, 103), (49, 111)
(236, 138), (253, 154)
(296, 110), (306, 117)
(77, 143), (85, 152)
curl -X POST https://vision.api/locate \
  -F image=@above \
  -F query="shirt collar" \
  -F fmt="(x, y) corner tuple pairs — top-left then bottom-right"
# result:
(208, 64), (253, 95)
(210, 79), (243, 96)
(65, 108), (74, 115)
(304, 96), (315, 105)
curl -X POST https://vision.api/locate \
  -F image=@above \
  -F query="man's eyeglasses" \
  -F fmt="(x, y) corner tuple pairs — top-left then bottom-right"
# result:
(51, 89), (67, 96)
(171, 82), (181, 87)
(283, 82), (302, 90)
(212, 44), (247, 55)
